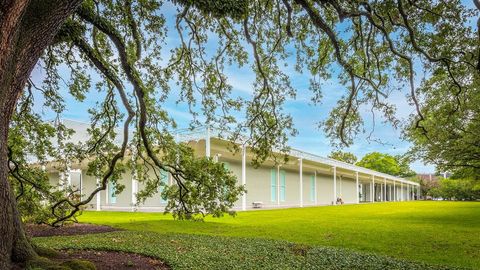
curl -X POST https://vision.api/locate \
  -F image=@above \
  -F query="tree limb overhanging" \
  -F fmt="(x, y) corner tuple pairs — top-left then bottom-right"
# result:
(7, 0), (479, 229)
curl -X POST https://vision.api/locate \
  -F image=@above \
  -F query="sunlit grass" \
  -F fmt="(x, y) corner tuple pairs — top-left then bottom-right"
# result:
(73, 201), (480, 268)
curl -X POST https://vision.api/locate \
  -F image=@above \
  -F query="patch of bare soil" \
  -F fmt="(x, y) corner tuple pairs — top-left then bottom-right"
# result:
(21, 224), (169, 269)
(57, 250), (170, 270)
(26, 223), (120, 237)
(12, 250), (170, 270)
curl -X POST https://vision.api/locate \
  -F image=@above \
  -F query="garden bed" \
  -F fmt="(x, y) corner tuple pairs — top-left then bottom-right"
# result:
(55, 249), (169, 270)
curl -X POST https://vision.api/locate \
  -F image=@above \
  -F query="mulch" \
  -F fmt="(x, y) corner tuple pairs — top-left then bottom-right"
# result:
(24, 223), (170, 269)
(26, 223), (120, 237)
(56, 249), (169, 270)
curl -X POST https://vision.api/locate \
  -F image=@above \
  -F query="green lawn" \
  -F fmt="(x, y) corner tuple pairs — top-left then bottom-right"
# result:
(35, 231), (464, 270)
(35, 201), (480, 269)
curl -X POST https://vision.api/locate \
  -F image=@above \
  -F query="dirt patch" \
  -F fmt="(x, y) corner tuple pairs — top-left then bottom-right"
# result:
(26, 223), (120, 237)
(25, 224), (169, 269)
(57, 250), (170, 270)
(12, 250), (170, 270)
(288, 243), (311, 257)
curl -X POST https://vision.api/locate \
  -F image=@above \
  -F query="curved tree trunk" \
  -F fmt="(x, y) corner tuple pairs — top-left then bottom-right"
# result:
(0, 0), (82, 268)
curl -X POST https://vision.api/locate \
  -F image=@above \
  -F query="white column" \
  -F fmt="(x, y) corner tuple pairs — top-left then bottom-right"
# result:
(205, 125), (211, 158)
(299, 158), (303, 208)
(333, 166), (337, 204)
(131, 178), (138, 211)
(340, 176), (343, 197)
(372, 175), (375, 202)
(131, 148), (138, 211)
(96, 177), (101, 211)
(241, 144), (247, 211)
(380, 183), (383, 202)
(401, 182), (404, 201)
(383, 178), (387, 202)
(314, 171), (318, 205)
(106, 181), (109, 205)
(277, 165), (280, 206)
(355, 172), (359, 204)
(393, 180), (396, 201)
(370, 175), (375, 202)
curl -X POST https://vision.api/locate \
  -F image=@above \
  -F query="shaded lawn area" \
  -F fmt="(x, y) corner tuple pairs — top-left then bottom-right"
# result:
(35, 201), (479, 269)
(34, 231), (465, 270)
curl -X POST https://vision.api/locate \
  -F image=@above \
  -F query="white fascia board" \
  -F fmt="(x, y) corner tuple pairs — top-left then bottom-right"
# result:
(289, 148), (419, 186)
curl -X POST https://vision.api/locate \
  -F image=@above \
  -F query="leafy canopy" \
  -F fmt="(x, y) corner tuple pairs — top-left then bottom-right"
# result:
(356, 152), (415, 177)
(8, 0), (478, 225)
(429, 178), (480, 201)
(328, 151), (357, 164)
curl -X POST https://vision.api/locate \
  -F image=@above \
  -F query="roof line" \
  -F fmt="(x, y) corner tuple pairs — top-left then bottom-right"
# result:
(174, 125), (419, 186)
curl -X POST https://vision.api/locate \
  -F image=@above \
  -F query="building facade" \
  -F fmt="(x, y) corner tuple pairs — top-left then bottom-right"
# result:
(45, 121), (420, 211)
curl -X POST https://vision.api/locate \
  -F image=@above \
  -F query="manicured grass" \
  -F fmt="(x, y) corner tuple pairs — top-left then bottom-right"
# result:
(34, 231), (465, 270)
(72, 201), (480, 269)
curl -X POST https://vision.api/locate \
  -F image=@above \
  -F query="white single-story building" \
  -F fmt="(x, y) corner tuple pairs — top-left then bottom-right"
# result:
(44, 120), (420, 211)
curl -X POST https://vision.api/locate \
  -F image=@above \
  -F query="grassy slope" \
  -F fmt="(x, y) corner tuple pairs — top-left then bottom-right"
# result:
(74, 201), (480, 269)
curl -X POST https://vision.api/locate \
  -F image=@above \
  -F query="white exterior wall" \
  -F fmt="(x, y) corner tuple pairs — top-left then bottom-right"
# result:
(317, 173), (335, 205)
(224, 160), (243, 209)
(244, 165), (272, 207)
(339, 177), (357, 204)
(42, 136), (418, 211)
(283, 169), (300, 207)
(81, 172), (98, 209)
(302, 171), (315, 206)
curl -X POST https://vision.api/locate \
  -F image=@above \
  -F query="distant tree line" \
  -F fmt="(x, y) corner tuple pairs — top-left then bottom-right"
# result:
(328, 151), (416, 178)
(329, 150), (480, 201)
(419, 177), (480, 201)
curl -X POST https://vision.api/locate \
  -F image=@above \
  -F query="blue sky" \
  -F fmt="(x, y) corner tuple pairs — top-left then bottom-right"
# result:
(29, 2), (443, 173)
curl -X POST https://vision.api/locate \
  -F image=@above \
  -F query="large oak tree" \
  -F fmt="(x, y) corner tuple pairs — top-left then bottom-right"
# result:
(1, 0), (478, 268)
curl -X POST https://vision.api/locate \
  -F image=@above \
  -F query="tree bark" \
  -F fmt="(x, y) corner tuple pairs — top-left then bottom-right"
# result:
(0, 0), (82, 268)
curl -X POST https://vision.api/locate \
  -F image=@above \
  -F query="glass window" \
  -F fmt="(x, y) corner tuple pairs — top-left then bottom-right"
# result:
(271, 168), (277, 202)
(109, 182), (116, 204)
(279, 170), (286, 202)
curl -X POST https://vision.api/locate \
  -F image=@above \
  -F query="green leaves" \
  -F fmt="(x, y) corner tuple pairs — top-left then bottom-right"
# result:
(429, 178), (480, 201)
(133, 138), (246, 220)
(356, 152), (415, 177)
(12, 0), (479, 226)
(175, 0), (248, 20)
(328, 151), (357, 164)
